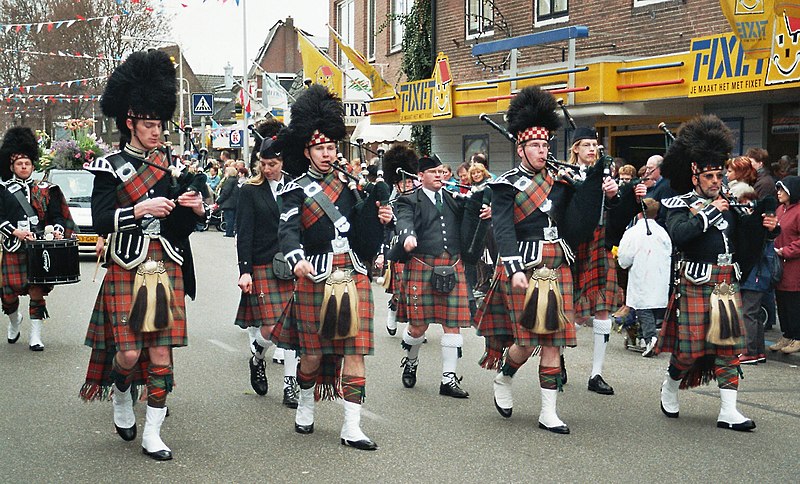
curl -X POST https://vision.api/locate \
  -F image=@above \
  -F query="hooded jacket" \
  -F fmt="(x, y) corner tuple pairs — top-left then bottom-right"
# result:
(775, 176), (800, 291)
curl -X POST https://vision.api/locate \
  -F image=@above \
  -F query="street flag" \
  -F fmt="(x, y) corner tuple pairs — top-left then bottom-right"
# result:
(262, 72), (289, 111)
(297, 30), (343, 98)
(720, 1), (800, 59)
(328, 25), (395, 99)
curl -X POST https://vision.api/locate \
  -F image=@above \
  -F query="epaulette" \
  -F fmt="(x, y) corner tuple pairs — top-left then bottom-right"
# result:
(661, 192), (696, 209)
(85, 152), (119, 176)
(489, 167), (521, 188)
(279, 179), (303, 195)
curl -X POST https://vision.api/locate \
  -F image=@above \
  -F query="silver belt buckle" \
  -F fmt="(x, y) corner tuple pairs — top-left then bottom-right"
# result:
(332, 236), (350, 255)
(717, 253), (732, 266)
(18, 220), (30, 232)
(543, 226), (559, 242)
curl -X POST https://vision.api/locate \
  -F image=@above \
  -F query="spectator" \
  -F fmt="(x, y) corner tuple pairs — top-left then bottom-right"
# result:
(215, 166), (240, 237)
(747, 147), (777, 199)
(770, 176), (800, 354)
(771, 154), (795, 180)
(468, 162), (491, 188)
(739, 237), (780, 364)
(643, 154), (676, 225)
(617, 198), (672, 357)
(456, 161), (471, 194)
(726, 156), (758, 202)
(206, 166), (221, 196)
(618, 164), (636, 185)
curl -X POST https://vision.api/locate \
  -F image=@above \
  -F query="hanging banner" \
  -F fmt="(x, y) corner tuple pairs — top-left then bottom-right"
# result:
(398, 52), (453, 123)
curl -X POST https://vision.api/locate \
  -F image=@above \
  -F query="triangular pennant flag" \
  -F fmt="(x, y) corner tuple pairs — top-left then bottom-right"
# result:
(15, 25), (22, 32)
(47, 22), (53, 32)
(36, 23), (43, 33)
(66, 20), (76, 28)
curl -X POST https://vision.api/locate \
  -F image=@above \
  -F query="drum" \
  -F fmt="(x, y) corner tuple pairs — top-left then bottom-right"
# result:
(26, 238), (80, 285)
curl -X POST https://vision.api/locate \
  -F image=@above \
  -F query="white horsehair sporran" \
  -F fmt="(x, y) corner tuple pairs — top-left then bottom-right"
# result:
(126, 259), (174, 333)
(319, 268), (360, 340)
(520, 266), (568, 334)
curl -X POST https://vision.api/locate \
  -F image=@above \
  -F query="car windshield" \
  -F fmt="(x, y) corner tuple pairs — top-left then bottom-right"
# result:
(48, 170), (93, 207)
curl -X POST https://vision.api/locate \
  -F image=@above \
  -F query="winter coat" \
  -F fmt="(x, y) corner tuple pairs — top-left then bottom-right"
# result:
(775, 176), (800, 291)
(617, 217), (672, 309)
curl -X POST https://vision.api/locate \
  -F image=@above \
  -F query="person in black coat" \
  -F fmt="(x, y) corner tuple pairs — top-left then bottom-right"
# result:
(215, 166), (239, 237)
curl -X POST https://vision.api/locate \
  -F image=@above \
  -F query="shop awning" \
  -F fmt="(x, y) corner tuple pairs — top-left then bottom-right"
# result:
(351, 116), (411, 143)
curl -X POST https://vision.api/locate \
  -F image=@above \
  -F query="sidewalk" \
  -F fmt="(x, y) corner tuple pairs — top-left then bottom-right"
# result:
(763, 326), (800, 365)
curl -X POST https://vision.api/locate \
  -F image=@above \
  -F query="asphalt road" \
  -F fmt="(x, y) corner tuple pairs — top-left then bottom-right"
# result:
(1, 230), (799, 483)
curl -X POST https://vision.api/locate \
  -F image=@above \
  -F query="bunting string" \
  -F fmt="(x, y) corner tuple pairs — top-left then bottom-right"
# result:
(0, 13), (129, 35)
(1, 75), (108, 94)
(0, 47), (123, 61)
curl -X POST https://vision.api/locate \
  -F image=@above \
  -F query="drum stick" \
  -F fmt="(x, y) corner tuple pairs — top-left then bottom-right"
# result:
(92, 250), (102, 283)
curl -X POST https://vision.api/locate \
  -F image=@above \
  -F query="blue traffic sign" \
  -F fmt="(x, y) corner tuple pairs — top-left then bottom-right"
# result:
(191, 93), (213, 116)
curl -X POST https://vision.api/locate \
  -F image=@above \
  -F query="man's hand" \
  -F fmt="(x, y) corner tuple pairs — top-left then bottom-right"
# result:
(762, 213), (778, 231)
(403, 235), (417, 252)
(238, 273), (253, 294)
(634, 183), (647, 200)
(710, 197), (729, 212)
(602, 177), (619, 199)
(479, 204), (492, 220)
(374, 254), (385, 272)
(511, 272), (528, 291)
(134, 197), (175, 219)
(293, 260), (316, 280)
(177, 191), (206, 216)
(377, 202), (393, 224)
(12, 228), (35, 242)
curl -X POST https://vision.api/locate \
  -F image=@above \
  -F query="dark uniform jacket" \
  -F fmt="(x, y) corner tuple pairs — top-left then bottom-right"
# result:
(0, 178), (72, 252)
(236, 179), (281, 275)
(395, 188), (469, 258)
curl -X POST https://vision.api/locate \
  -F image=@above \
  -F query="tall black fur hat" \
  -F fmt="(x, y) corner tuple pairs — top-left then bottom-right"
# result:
(661, 115), (733, 194)
(252, 118), (285, 162)
(100, 50), (177, 140)
(0, 126), (39, 181)
(506, 86), (561, 144)
(279, 85), (345, 177)
(382, 145), (418, 187)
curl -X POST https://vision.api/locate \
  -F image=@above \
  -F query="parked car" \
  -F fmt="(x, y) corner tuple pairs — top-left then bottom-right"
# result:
(45, 169), (97, 253)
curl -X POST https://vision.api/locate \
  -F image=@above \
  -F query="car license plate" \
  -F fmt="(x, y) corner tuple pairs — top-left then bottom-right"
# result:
(77, 234), (98, 244)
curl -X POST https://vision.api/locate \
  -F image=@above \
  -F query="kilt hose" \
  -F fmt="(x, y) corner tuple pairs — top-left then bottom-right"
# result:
(234, 263), (293, 329)
(1, 250), (53, 318)
(475, 241), (576, 370)
(574, 226), (623, 318)
(656, 263), (745, 389)
(80, 240), (187, 401)
(404, 254), (471, 328)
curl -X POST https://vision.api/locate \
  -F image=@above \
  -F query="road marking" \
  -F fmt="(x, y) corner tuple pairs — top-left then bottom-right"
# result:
(335, 399), (387, 422)
(207, 339), (237, 353)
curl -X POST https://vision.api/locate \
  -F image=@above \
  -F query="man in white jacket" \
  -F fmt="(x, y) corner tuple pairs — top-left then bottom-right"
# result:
(617, 199), (672, 357)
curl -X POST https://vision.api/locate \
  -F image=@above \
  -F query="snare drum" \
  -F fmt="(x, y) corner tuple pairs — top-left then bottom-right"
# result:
(25, 238), (81, 285)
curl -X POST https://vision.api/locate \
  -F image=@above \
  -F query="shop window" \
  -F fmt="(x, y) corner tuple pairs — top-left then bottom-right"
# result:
(536, 0), (568, 25)
(336, 0), (355, 68)
(367, 0), (376, 60)
(467, 0), (495, 38)
(633, 0), (670, 6)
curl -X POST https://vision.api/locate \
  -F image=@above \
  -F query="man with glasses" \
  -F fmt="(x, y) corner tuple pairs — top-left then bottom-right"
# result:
(643, 154), (676, 226)
(394, 155), (490, 398)
(657, 115), (779, 431)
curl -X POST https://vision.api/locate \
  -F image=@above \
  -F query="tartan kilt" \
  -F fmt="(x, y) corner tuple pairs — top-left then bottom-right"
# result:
(403, 254), (471, 328)
(656, 264), (744, 359)
(275, 253), (374, 356)
(574, 226), (622, 317)
(388, 261), (409, 321)
(1, 250), (53, 297)
(475, 241), (576, 368)
(81, 240), (187, 399)
(234, 263), (293, 329)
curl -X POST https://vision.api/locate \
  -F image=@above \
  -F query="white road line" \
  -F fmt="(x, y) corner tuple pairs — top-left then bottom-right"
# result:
(207, 339), (238, 353)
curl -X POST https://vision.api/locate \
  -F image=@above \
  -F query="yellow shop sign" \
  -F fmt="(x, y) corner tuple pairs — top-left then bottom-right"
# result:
(398, 53), (453, 123)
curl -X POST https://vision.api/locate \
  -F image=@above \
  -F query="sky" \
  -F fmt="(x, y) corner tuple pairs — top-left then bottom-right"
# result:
(167, 0), (329, 76)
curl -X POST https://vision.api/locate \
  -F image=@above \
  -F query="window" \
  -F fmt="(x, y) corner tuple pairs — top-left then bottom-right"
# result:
(633, 0), (669, 6)
(336, 0), (355, 67)
(536, 0), (568, 24)
(367, 0), (376, 60)
(391, 0), (411, 52)
(467, 0), (494, 38)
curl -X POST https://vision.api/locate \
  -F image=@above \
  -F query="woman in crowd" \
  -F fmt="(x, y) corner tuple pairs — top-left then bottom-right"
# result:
(726, 156), (758, 202)
(770, 176), (800, 354)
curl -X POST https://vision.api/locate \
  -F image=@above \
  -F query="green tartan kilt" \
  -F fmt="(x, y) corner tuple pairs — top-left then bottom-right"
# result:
(387, 261), (408, 321)
(234, 263), (294, 329)
(573, 226), (623, 317)
(403, 254), (471, 328)
(657, 263), (744, 359)
(476, 241), (577, 350)
(283, 253), (374, 356)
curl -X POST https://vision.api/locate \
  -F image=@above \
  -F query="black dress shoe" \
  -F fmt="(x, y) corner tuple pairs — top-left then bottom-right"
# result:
(294, 423), (314, 434)
(29, 344), (44, 352)
(588, 375), (614, 395)
(7, 332), (19, 344)
(717, 419), (756, 432)
(401, 358), (418, 388)
(142, 447), (173, 461)
(538, 422), (570, 434)
(439, 373), (469, 398)
(249, 356), (268, 396)
(283, 385), (299, 409)
(341, 438), (378, 451)
(660, 401), (679, 419)
(115, 424), (137, 442)
(494, 398), (512, 418)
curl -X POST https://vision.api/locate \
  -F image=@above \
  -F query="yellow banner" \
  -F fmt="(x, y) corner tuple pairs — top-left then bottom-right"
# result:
(720, 0), (773, 58)
(397, 52), (453, 123)
(297, 30), (343, 98)
(329, 26), (395, 99)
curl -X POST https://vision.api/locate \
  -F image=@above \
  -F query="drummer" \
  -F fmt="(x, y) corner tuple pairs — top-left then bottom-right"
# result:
(0, 126), (75, 351)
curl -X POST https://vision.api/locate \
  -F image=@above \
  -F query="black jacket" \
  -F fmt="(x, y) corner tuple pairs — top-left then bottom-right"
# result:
(216, 177), (240, 210)
(236, 180), (281, 275)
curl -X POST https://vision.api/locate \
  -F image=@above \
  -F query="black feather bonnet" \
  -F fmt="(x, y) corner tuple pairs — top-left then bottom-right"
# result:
(506, 86), (561, 144)
(661, 115), (733, 194)
(101, 49), (177, 140)
(382, 145), (418, 187)
(279, 85), (345, 177)
(0, 126), (39, 181)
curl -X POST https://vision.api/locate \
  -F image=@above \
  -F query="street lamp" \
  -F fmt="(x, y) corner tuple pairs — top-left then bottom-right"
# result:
(120, 35), (187, 151)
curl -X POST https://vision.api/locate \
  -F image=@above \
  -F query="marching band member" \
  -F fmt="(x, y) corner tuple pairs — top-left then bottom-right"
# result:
(475, 87), (602, 433)
(657, 115), (778, 431)
(0, 127), (75, 351)
(80, 50), (205, 460)
(235, 133), (298, 407)
(392, 155), (489, 398)
(273, 85), (392, 450)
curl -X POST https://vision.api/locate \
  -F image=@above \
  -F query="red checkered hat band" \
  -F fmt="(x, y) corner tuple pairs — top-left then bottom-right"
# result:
(9, 153), (30, 163)
(691, 161), (725, 174)
(517, 127), (549, 143)
(126, 109), (161, 120)
(307, 130), (334, 147)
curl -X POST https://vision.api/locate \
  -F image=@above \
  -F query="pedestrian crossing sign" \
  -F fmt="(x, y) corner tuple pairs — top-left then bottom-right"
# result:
(191, 93), (213, 116)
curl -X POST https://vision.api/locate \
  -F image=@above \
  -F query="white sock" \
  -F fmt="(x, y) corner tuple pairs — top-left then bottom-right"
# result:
(403, 330), (425, 361)
(253, 330), (272, 360)
(441, 333), (463, 382)
(283, 349), (297, 378)
(591, 318), (612, 377)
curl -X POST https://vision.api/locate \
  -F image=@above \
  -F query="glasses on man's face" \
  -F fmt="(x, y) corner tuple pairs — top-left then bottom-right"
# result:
(425, 169), (447, 176)
(699, 172), (725, 181)
(523, 141), (549, 150)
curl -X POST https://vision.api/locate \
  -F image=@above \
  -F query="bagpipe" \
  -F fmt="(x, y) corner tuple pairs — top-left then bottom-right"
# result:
(140, 128), (208, 200)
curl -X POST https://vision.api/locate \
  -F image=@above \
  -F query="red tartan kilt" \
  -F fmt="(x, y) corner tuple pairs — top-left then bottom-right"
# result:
(388, 261), (408, 321)
(1, 250), (52, 296)
(86, 240), (187, 352)
(404, 254), (471, 328)
(574, 226), (622, 316)
(476, 242), (576, 348)
(289, 253), (374, 356)
(234, 263), (293, 328)
(657, 264), (743, 359)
